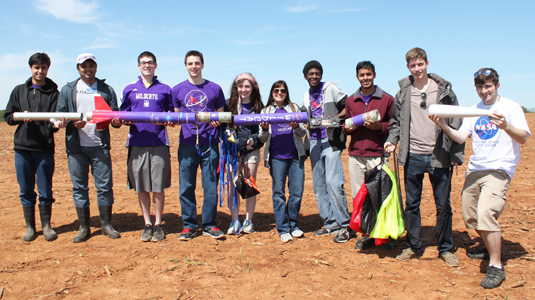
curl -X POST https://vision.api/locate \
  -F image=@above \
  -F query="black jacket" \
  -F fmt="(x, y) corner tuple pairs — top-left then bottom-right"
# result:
(4, 77), (59, 152)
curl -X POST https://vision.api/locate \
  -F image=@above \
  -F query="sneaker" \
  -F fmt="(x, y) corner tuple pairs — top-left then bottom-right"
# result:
(440, 252), (459, 267)
(227, 220), (240, 235)
(291, 229), (304, 238)
(355, 236), (375, 250)
(151, 224), (165, 242)
(280, 233), (293, 243)
(333, 227), (350, 243)
(140, 224), (153, 242)
(380, 242), (394, 250)
(242, 220), (254, 233)
(481, 266), (506, 289)
(203, 227), (225, 239)
(314, 227), (340, 236)
(396, 248), (418, 261)
(179, 228), (197, 241)
(467, 247), (490, 260)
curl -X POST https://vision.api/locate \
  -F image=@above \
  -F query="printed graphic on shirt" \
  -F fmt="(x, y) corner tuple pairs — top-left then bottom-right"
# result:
(185, 90), (208, 111)
(274, 123), (292, 133)
(475, 117), (499, 140)
(310, 92), (323, 118)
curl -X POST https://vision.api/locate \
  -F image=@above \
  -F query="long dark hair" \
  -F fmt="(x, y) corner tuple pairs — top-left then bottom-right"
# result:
(266, 80), (291, 108)
(228, 74), (263, 115)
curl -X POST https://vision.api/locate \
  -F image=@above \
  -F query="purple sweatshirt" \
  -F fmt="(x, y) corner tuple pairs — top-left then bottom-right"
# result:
(121, 76), (173, 146)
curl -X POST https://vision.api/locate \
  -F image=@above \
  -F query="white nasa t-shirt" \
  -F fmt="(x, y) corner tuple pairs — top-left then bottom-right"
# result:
(459, 97), (531, 179)
(76, 80), (101, 147)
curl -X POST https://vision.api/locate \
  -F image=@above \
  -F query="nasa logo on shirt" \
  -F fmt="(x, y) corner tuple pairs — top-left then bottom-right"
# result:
(310, 92), (323, 113)
(185, 90), (208, 112)
(474, 117), (499, 140)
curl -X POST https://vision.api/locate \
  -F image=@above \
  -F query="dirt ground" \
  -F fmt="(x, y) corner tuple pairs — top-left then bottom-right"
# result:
(0, 115), (534, 300)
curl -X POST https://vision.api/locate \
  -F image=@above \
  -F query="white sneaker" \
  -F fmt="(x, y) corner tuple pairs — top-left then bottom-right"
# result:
(242, 220), (254, 233)
(291, 229), (304, 238)
(281, 233), (293, 243)
(227, 220), (240, 235)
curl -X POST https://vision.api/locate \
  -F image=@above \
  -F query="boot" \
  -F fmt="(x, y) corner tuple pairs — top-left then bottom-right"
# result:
(39, 204), (57, 241)
(73, 206), (91, 243)
(22, 206), (37, 242)
(98, 205), (120, 239)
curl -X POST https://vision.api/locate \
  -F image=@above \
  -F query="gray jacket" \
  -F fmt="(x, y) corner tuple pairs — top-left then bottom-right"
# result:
(301, 81), (347, 151)
(258, 103), (307, 168)
(56, 78), (118, 153)
(386, 73), (464, 168)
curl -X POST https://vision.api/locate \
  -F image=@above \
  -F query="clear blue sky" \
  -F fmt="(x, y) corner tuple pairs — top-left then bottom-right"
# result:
(1, 0), (534, 110)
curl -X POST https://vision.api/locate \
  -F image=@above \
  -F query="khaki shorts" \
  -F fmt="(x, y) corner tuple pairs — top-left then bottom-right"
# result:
(462, 170), (511, 231)
(240, 149), (261, 164)
(127, 146), (171, 193)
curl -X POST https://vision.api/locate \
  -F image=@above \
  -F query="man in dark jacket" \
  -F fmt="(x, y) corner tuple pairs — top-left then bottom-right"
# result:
(385, 47), (464, 267)
(4, 52), (60, 242)
(56, 53), (121, 243)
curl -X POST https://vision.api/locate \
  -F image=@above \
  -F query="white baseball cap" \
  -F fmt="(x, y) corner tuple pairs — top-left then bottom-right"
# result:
(76, 53), (97, 64)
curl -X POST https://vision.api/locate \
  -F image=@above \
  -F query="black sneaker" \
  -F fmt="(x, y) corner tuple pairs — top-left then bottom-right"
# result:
(203, 227), (225, 239)
(179, 228), (197, 241)
(481, 266), (506, 289)
(333, 227), (350, 243)
(467, 247), (490, 260)
(314, 227), (340, 236)
(140, 224), (153, 242)
(355, 236), (375, 250)
(152, 224), (165, 242)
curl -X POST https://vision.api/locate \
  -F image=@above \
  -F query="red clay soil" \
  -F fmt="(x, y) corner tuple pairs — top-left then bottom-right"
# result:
(0, 116), (534, 299)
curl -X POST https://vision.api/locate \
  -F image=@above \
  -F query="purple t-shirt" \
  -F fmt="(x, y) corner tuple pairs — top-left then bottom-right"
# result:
(360, 88), (376, 104)
(269, 108), (297, 159)
(309, 82), (327, 140)
(121, 76), (173, 147)
(172, 80), (226, 146)
(241, 102), (252, 115)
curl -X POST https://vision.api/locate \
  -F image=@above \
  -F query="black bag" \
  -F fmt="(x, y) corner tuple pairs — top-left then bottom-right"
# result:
(233, 160), (260, 199)
(359, 153), (393, 236)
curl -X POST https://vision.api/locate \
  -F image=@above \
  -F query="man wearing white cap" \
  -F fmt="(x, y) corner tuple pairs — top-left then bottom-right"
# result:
(56, 53), (121, 243)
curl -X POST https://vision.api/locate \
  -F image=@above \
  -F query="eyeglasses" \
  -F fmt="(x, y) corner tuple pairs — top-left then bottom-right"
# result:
(139, 61), (156, 66)
(420, 92), (427, 109)
(274, 89), (287, 94)
(474, 69), (491, 77)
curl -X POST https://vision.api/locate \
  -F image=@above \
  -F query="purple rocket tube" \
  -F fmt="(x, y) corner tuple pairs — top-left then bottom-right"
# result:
(233, 112), (308, 126)
(87, 111), (196, 123)
(344, 109), (381, 129)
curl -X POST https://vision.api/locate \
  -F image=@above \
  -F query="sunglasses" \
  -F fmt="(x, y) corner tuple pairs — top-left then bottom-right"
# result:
(420, 92), (427, 109)
(474, 69), (492, 77)
(273, 89), (287, 94)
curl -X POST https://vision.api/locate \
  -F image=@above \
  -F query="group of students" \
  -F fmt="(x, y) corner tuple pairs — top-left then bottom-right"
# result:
(5, 47), (530, 289)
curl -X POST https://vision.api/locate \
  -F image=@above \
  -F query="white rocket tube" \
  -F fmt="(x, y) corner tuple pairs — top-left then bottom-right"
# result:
(428, 104), (489, 118)
(13, 112), (84, 121)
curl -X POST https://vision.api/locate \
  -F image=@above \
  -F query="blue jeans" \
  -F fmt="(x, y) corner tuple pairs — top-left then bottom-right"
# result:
(269, 157), (304, 234)
(178, 143), (219, 230)
(309, 138), (350, 230)
(404, 153), (453, 254)
(15, 150), (55, 207)
(67, 147), (114, 208)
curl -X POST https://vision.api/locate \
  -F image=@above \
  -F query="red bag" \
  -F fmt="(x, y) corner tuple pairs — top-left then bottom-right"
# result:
(349, 183), (367, 233)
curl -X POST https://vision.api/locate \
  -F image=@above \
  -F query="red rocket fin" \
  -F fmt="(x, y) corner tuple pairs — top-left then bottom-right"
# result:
(89, 95), (113, 130)
(94, 95), (112, 111)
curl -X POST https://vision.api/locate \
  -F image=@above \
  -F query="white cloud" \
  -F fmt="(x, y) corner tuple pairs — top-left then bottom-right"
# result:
(82, 36), (118, 50)
(284, 5), (318, 13)
(34, 0), (101, 24)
